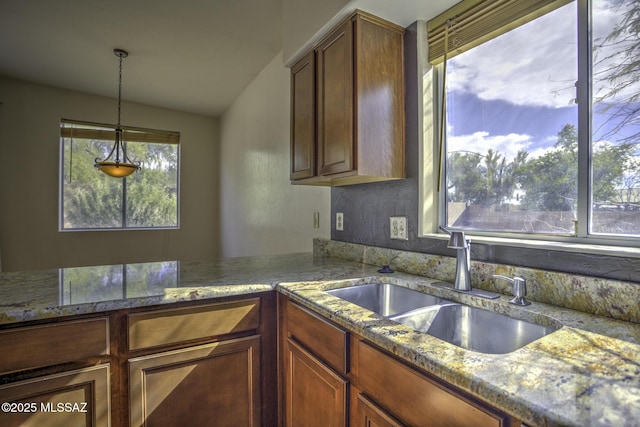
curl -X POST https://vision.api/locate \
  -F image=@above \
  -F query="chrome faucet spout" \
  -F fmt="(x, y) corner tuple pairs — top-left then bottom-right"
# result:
(447, 231), (471, 291)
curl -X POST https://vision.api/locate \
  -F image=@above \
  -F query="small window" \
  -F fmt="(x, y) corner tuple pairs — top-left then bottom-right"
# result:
(60, 120), (180, 230)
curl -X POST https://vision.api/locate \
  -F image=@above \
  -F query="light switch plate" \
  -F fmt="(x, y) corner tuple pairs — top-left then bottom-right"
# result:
(390, 216), (408, 240)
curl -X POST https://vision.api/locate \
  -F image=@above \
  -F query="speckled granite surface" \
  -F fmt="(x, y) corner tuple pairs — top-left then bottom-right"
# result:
(315, 238), (640, 323)
(277, 276), (640, 427)
(0, 254), (378, 324)
(1, 240), (640, 426)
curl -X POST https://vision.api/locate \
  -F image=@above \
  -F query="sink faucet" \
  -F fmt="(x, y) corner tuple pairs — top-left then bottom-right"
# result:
(447, 231), (472, 292)
(434, 228), (499, 300)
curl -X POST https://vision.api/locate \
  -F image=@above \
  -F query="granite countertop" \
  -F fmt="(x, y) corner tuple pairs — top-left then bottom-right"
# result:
(277, 276), (640, 427)
(0, 253), (382, 324)
(2, 251), (640, 426)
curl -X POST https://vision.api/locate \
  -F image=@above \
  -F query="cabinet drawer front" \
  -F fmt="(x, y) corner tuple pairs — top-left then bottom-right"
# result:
(0, 364), (110, 427)
(287, 301), (348, 375)
(128, 298), (260, 351)
(0, 317), (109, 375)
(357, 341), (508, 427)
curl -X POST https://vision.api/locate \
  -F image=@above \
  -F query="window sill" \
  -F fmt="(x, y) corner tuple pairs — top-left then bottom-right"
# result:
(421, 233), (640, 259)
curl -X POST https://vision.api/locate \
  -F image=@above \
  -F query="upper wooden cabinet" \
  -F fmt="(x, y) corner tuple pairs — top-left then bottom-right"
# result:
(290, 10), (405, 186)
(290, 50), (316, 180)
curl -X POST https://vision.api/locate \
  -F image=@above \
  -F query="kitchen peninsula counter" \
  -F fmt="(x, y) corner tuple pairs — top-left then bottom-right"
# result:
(0, 252), (383, 325)
(1, 247), (640, 426)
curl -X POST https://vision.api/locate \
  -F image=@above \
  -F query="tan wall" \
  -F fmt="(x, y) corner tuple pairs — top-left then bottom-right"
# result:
(0, 77), (219, 271)
(219, 52), (330, 257)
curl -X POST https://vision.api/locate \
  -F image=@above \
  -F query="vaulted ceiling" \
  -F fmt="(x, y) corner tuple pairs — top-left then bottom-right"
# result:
(0, 0), (282, 116)
(0, 0), (459, 117)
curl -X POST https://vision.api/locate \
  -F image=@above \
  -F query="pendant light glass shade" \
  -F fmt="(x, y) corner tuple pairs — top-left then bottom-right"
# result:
(95, 48), (141, 177)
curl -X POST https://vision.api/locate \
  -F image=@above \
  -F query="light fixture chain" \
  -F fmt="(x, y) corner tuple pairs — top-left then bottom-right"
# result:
(117, 53), (123, 127)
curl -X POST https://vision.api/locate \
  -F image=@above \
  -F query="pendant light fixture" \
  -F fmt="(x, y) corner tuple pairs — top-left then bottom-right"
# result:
(94, 48), (141, 178)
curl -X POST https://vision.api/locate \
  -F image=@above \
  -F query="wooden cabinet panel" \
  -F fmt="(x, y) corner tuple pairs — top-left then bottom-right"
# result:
(0, 317), (109, 375)
(290, 10), (405, 186)
(0, 365), (110, 427)
(128, 298), (259, 351)
(357, 340), (509, 427)
(287, 300), (349, 375)
(354, 14), (405, 179)
(317, 19), (354, 176)
(129, 335), (261, 427)
(285, 337), (347, 427)
(356, 393), (405, 427)
(290, 50), (316, 180)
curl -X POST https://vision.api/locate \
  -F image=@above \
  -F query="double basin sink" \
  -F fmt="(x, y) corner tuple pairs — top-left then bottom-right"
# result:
(326, 283), (559, 354)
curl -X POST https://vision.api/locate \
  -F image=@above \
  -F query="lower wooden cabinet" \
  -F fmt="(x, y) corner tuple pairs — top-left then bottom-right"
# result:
(0, 293), (277, 427)
(279, 294), (520, 427)
(0, 364), (111, 427)
(129, 335), (261, 427)
(357, 340), (511, 427)
(285, 338), (348, 427)
(355, 393), (404, 427)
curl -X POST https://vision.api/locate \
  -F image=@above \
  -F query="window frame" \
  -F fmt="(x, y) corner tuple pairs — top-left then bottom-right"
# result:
(419, 0), (640, 255)
(58, 119), (181, 232)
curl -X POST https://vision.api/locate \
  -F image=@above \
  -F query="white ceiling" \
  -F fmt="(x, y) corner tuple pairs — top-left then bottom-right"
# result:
(0, 0), (459, 118)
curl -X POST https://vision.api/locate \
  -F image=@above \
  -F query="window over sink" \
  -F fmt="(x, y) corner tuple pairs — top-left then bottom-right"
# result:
(421, 0), (640, 248)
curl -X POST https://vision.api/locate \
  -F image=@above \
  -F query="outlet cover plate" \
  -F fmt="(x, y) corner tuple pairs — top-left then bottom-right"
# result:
(390, 216), (408, 240)
(336, 212), (344, 231)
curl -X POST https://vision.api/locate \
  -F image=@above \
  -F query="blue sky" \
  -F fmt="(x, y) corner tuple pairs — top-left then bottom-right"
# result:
(446, 0), (639, 161)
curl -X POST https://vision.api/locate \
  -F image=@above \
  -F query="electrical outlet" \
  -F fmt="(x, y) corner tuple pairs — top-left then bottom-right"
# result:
(390, 216), (408, 240)
(336, 212), (344, 231)
(313, 212), (320, 229)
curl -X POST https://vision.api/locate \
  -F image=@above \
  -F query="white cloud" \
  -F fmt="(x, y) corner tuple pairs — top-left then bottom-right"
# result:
(449, 131), (532, 161)
(446, 1), (635, 108)
(448, 131), (558, 161)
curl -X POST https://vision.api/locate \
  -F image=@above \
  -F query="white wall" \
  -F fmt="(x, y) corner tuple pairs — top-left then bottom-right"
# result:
(282, 0), (349, 64)
(0, 77), (220, 271)
(219, 52), (330, 257)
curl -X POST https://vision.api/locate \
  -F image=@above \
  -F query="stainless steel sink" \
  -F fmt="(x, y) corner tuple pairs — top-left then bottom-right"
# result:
(395, 304), (558, 354)
(326, 283), (559, 354)
(326, 283), (447, 316)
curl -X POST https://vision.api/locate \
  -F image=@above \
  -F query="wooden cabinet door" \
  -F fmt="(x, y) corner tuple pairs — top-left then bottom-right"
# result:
(129, 336), (261, 427)
(290, 50), (316, 180)
(356, 393), (405, 427)
(316, 19), (354, 176)
(358, 341), (509, 427)
(0, 365), (110, 427)
(285, 337), (347, 427)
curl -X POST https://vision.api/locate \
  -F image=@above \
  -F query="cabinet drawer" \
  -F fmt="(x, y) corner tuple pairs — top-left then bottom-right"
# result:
(357, 340), (509, 427)
(287, 301), (348, 375)
(0, 317), (109, 375)
(128, 298), (260, 351)
(0, 364), (110, 427)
